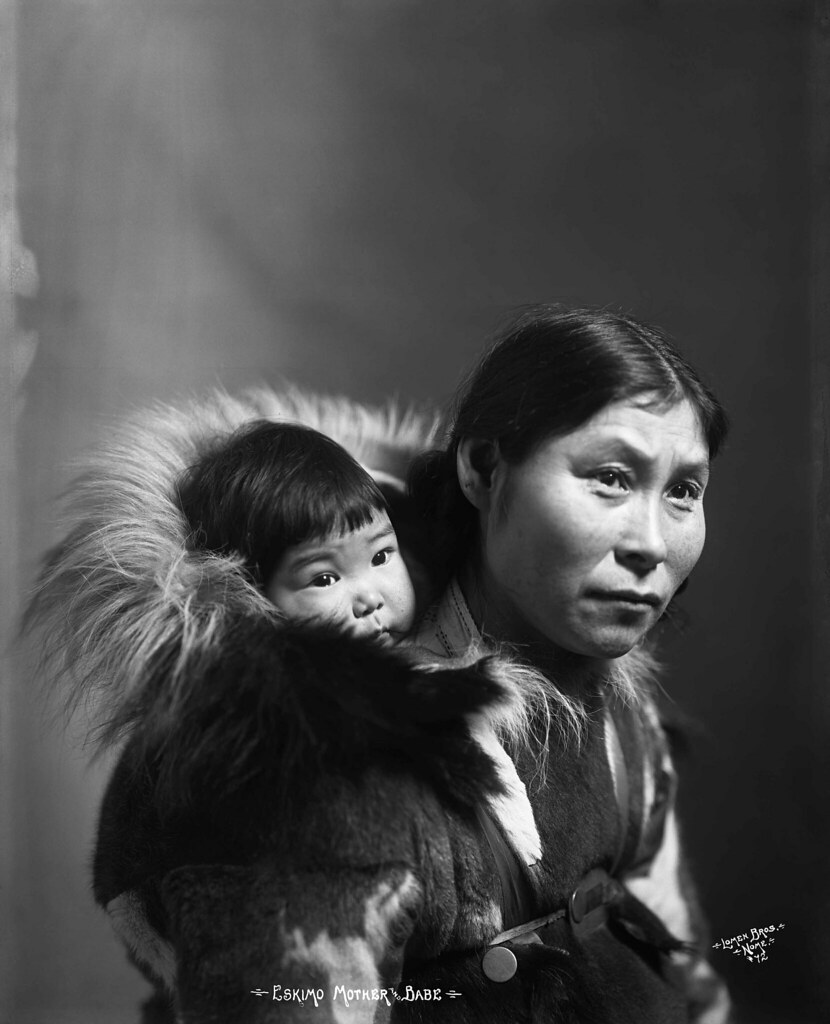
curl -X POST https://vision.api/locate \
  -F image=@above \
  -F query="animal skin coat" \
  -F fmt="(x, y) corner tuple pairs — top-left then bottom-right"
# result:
(26, 388), (731, 1024)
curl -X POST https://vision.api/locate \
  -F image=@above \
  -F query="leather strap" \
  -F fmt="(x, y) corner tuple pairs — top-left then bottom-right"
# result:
(605, 708), (631, 876)
(488, 907), (566, 946)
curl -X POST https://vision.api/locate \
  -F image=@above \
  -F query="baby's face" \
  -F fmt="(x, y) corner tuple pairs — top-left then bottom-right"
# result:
(266, 511), (416, 646)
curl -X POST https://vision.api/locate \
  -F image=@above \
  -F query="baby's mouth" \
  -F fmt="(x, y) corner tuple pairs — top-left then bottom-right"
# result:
(370, 628), (393, 647)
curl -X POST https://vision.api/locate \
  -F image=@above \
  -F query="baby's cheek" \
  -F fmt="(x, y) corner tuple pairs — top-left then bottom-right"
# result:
(307, 592), (345, 621)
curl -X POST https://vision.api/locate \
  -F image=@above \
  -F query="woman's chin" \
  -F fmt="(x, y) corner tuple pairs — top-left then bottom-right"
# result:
(565, 627), (648, 661)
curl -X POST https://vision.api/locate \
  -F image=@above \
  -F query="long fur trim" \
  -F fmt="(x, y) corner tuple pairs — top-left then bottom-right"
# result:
(23, 386), (439, 748)
(123, 616), (513, 817)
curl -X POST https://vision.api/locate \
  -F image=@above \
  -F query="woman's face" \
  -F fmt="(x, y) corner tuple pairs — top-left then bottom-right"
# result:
(463, 396), (710, 659)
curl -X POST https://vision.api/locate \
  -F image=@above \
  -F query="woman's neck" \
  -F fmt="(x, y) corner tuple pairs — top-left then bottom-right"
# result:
(457, 560), (607, 694)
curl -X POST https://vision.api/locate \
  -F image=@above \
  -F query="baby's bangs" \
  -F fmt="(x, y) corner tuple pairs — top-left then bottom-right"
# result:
(312, 470), (389, 540)
(274, 459), (389, 550)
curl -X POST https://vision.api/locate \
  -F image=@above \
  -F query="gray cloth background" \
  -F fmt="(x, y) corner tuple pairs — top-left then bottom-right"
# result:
(5, 2), (828, 1022)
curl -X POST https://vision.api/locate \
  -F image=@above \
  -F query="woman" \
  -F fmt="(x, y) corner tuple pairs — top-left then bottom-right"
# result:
(26, 308), (730, 1023)
(405, 304), (731, 1022)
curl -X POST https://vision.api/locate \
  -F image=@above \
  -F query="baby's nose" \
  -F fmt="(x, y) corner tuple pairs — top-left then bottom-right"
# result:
(352, 587), (383, 618)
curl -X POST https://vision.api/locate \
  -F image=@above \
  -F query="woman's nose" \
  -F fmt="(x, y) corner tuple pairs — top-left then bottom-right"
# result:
(352, 585), (384, 618)
(616, 499), (668, 572)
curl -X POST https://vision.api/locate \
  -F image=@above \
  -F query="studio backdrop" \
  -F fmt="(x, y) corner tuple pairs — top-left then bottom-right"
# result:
(2, 2), (827, 1022)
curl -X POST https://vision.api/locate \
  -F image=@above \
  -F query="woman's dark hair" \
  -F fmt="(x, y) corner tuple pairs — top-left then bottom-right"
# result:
(177, 421), (387, 588)
(410, 305), (729, 580)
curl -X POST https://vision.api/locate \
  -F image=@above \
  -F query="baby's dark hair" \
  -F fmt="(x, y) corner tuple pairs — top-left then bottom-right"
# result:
(177, 421), (388, 588)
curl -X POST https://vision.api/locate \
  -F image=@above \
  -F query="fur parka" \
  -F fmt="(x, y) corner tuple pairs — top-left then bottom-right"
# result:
(25, 387), (730, 1024)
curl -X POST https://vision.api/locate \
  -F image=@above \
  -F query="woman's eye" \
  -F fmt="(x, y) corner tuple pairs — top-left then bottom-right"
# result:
(668, 482), (702, 506)
(371, 548), (394, 567)
(594, 469), (628, 491)
(310, 573), (338, 588)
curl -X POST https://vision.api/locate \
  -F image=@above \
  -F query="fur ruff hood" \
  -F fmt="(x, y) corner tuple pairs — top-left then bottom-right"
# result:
(25, 386), (440, 749)
(25, 384), (661, 756)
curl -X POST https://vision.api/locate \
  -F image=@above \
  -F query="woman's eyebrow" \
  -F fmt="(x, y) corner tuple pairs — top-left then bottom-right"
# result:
(585, 438), (659, 464)
(587, 437), (710, 477)
(677, 458), (711, 482)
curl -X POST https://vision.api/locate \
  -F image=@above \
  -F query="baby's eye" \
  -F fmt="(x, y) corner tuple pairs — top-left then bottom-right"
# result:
(310, 572), (339, 588)
(371, 547), (395, 567)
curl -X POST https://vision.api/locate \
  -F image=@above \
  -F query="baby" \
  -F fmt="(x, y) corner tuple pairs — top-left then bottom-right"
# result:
(177, 420), (416, 646)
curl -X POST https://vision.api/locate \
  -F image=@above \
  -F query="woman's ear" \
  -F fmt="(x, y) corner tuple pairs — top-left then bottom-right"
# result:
(456, 438), (499, 511)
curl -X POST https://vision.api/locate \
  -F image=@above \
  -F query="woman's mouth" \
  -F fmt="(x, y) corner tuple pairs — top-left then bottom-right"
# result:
(589, 589), (662, 608)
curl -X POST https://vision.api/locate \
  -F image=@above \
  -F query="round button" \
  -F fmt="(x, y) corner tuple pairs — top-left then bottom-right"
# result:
(481, 945), (518, 982)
